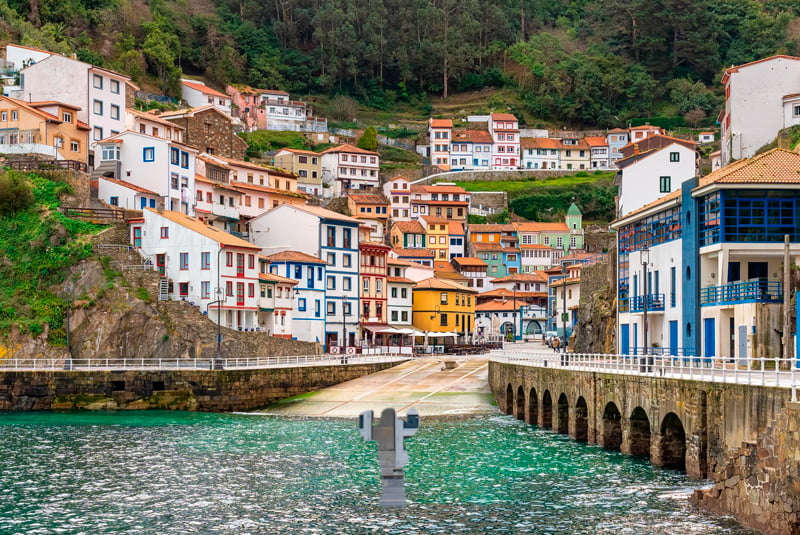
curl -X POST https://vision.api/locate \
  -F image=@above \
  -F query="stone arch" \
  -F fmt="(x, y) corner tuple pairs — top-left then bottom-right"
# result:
(629, 406), (651, 458)
(574, 396), (589, 442)
(602, 401), (622, 451)
(541, 390), (553, 429)
(515, 385), (525, 421)
(505, 383), (513, 414)
(557, 393), (569, 434)
(660, 412), (687, 471)
(527, 387), (539, 425)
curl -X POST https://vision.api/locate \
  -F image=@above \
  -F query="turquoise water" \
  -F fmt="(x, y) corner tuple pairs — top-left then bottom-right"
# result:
(0, 411), (754, 535)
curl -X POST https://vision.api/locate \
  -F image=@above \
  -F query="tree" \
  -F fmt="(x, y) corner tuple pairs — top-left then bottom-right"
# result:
(684, 108), (706, 128)
(141, 21), (182, 95)
(357, 126), (379, 151)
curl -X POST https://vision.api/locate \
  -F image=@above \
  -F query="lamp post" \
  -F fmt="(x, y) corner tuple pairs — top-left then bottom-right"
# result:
(641, 248), (650, 373)
(214, 247), (226, 370)
(64, 283), (73, 371)
(342, 295), (348, 353)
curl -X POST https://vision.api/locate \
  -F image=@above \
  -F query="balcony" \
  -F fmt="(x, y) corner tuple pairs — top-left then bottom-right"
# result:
(700, 279), (782, 306)
(630, 293), (665, 313)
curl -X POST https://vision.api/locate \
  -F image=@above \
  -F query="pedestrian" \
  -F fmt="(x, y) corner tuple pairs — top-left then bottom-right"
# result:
(552, 336), (561, 353)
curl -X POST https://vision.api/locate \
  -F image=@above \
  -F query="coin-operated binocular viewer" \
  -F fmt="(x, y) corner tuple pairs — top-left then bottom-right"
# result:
(358, 407), (419, 507)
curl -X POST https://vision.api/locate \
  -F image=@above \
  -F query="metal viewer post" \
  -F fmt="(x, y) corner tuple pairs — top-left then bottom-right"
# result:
(359, 407), (419, 507)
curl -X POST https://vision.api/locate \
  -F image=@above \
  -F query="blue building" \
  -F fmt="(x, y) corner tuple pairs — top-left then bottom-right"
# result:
(611, 149), (799, 360)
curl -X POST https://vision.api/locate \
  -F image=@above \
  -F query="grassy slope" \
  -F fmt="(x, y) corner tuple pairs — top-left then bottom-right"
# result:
(0, 172), (104, 345)
(454, 172), (615, 199)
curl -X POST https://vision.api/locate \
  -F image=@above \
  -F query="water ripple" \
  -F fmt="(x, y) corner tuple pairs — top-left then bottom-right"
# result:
(0, 411), (755, 534)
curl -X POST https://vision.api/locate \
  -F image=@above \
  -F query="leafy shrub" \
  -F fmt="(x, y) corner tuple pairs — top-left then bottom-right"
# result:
(0, 172), (35, 216)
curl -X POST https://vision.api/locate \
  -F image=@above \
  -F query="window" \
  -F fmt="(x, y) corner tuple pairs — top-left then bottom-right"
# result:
(226, 281), (233, 296)
(109, 196), (119, 206)
(391, 287), (398, 298)
(343, 254), (352, 267)
(201, 252), (211, 269)
(70, 140), (79, 152)
(363, 278), (370, 292)
(669, 152), (680, 162)
(180, 253), (189, 270)
(376, 279), (383, 294)
(143, 147), (155, 162)
(63, 112), (72, 123)
(0, 111), (5, 121)
(327, 253), (336, 266)
(440, 292), (448, 305)
(795, 105), (800, 118)
(440, 313), (448, 327)
(110, 79), (120, 94)
(93, 100), (103, 115)
(171, 173), (179, 190)
(93, 74), (103, 89)
(660, 176), (671, 192)
(327, 301), (336, 316)
(327, 226), (336, 247)
(391, 310), (398, 322)
(10, 110), (18, 121)
(93, 127), (103, 141)
(160, 227), (169, 239)
(343, 277), (351, 291)
(171, 147), (180, 165)
(343, 228), (352, 249)
(327, 276), (336, 290)
(226, 252), (234, 267)
(201, 281), (210, 299)
(298, 298), (306, 311)
(110, 104), (120, 120)
(180, 151), (189, 169)
(401, 288), (407, 299)
(401, 311), (408, 322)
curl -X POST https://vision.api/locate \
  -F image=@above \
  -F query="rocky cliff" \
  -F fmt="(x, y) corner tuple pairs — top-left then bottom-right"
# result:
(1, 222), (319, 363)
(572, 249), (616, 354)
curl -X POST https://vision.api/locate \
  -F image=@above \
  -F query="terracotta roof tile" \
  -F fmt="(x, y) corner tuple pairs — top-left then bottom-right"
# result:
(264, 250), (327, 264)
(392, 220), (425, 234)
(451, 256), (487, 267)
(491, 113), (518, 122)
(429, 118), (453, 128)
(349, 193), (389, 205)
(520, 137), (560, 150)
(452, 129), (493, 144)
(100, 177), (158, 195)
(413, 277), (477, 293)
(392, 248), (435, 258)
(182, 80), (229, 99)
(584, 136), (608, 147)
(259, 272), (298, 284)
(320, 143), (379, 156)
(696, 148), (800, 188)
(147, 209), (259, 250)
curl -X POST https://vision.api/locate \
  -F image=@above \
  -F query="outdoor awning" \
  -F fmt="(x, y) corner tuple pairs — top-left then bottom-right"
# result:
(361, 325), (395, 334)
(428, 332), (458, 338)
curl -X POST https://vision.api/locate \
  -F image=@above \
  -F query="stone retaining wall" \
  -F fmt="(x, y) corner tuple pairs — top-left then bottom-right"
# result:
(0, 360), (404, 412)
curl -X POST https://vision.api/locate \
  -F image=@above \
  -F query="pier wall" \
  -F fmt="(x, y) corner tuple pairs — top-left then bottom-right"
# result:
(0, 361), (404, 412)
(489, 361), (800, 534)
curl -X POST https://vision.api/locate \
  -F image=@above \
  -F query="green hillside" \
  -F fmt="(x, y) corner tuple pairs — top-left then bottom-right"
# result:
(1, 0), (798, 128)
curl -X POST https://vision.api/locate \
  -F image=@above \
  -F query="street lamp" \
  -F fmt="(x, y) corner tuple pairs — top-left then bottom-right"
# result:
(561, 262), (568, 365)
(214, 247), (226, 370)
(641, 248), (651, 372)
(342, 295), (348, 353)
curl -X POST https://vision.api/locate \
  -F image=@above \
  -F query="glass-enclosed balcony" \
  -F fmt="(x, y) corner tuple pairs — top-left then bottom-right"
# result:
(700, 279), (782, 306)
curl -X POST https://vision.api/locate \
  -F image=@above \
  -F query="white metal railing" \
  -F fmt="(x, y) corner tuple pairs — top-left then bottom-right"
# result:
(0, 353), (408, 372)
(490, 350), (800, 400)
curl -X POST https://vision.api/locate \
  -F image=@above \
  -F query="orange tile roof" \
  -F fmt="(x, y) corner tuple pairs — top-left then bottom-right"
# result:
(696, 148), (800, 188)
(275, 148), (320, 157)
(520, 137), (560, 150)
(392, 220), (425, 234)
(476, 298), (528, 312)
(491, 113), (518, 122)
(452, 129), (493, 144)
(433, 261), (456, 272)
(420, 215), (454, 225)
(584, 136), (608, 147)
(320, 143), (379, 156)
(451, 256), (487, 267)
(182, 80), (229, 99)
(413, 277), (477, 293)
(479, 288), (546, 299)
(557, 138), (590, 150)
(471, 242), (519, 252)
(259, 272), (298, 285)
(387, 276), (416, 284)
(619, 134), (696, 154)
(520, 243), (552, 250)
(100, 177), (158, 195)
(349, 193), (389, 205)
(264, 250), (327, 264)
(392, 248), (435, 258)
(469, 224), (515, 233)
(28, 100), (81, 110)
(388, 256), (426, 267)
(147, 209), (260, 250)
(429, 118), (453, 128)
(410, 184), (468, 194)
(448, 221), (464, 234)
(492, 272), (547, 283)
(131, 108), (187, 128)
(629, 125), (663, 131)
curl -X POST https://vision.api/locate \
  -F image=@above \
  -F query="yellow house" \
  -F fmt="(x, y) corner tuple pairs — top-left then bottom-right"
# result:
(0, 96), (89, 162)
(421, 215), (451, 260)
(412, 277), (477, 338)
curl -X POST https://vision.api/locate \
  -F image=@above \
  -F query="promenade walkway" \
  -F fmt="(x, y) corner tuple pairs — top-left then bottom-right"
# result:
(261, 355), (496, 418)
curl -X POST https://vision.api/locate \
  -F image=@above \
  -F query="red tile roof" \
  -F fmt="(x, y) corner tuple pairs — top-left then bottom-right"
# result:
(451, 256), (487, 267)
(320, 143), (379, 156)
(264, 250), (327, 264)
(696, 148), (800, 188)
(413, 277), (477, 293)
(99, 177), (158, 195)
(182, 80), (229, 99)
(491, 113), (518, 122)
(392, 220), (425, 234)
(392, 248), (435, 258)
(148, 209), (260, 250)
(429, 118), (453, 128)
(584, 136), (608, 147)
(452, 129), (493, 144)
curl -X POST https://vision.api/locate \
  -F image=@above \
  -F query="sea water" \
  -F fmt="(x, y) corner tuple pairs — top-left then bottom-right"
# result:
(0, 411), (754, 534)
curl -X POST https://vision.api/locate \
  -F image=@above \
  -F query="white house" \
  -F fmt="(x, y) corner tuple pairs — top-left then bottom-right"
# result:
(719, 55), (800, 166)
(616, 138), (697, 218)
(429, 118), (453, 170)
(4, 44), (51, 75)
(520, 138), (560, 170)
(249, 203), (361, 350)
(320, 144), (380, 197)
(384, 175), (413, 221)
(131, 208), (262, 331)
(263, 250), (327, 344)
(13, 53), (129, 148)
(488, 113), (520, 170)
(193, 173), (241, 235)
(257, 268), (298, 339)
(181, 80), (232, 115)
(607, 128), (629, 167)
(125, 108), (185, 142)
(586, 136), (610, 169)
(450, 129), (493, 171)
(94, 131), (197, 213)
(698, 132), (715, 144)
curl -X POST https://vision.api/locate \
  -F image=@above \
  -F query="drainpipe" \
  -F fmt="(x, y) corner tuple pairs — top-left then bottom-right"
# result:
(784, 234), (792, 375)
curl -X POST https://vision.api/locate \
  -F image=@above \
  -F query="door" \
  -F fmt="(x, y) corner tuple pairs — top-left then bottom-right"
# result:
(236, 253), (245, 277)
(140, 197), (147, 209)
(236, 282), (245, 306)
(132, 227), (142, 248)
(156, 254), (166, 277)
(633, 323), (638, 354)
(620, 324), (630, 355)
(669, 321), (678, 356)
(703, 318), (716, 362)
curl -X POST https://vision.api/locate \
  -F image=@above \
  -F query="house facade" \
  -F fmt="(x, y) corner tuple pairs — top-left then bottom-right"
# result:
(181, 80), (231, 115)
(158, 106), (247, 160)
(0, 96), (88, 162)
(384, 175), (413, 221)
(257, 265), (298, 339)
(719, 55), (800, 166)
(488, 113), (519, 170)
(429, 118), (453, 170)
(273, 148), (322, 195)
(409, 183), (470, 222)
(412, 277), (477, 341)
(320, 144), (380, 197)
(450, 129), (492, 170)
(132, 209), (262, 330)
